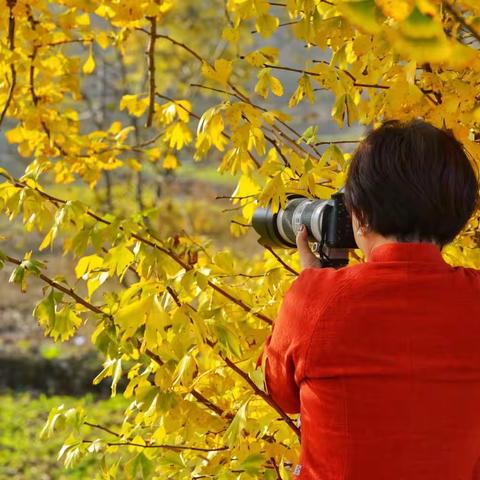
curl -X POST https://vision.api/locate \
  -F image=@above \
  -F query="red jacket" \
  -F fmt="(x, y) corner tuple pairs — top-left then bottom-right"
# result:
(257, 242), (480, 479)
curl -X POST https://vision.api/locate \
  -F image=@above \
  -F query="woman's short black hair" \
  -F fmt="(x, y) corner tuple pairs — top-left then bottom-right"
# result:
(344, 119), (479, 248)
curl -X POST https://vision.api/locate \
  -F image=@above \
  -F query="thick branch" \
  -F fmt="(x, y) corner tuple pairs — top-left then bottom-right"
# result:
(6, 255), (105, 315)
(5, 253), (236, 422)
(146, 16), (157, 127)
(5, 248), (296, 436)
(220, 353), (300, 438)
(138, 30), (320, 160)
(7, 176), (273, 323)
(0, 0), (17, 129)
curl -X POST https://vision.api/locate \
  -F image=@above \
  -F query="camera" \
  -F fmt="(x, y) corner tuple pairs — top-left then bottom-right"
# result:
(251, 190), (357, 268)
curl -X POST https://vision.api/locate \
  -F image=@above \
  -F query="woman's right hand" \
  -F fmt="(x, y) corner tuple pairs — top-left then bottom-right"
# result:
(296, 224), (322, 271)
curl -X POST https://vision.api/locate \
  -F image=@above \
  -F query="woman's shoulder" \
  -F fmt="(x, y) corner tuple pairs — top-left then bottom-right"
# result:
(296, 261), (384, 298)
(294, 263), (361, 300)
(299, 261), (368, 281)
(449, 264), (480, 282)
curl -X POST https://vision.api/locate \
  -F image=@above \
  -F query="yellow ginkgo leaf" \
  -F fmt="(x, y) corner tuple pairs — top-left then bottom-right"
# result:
(201, 58), (233, 86)
(164, 122), (192, 150)
(82, 46), (95, 74)
(162, 153), (179, 169)
(255, 14), (280, 38)
(244, 46), (279, 67)
(96, 31), (110, 49)
(119, 94), (149, 117)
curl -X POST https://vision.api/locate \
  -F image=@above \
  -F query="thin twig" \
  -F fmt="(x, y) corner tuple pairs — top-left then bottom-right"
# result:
(84, 421), (120, 438)
(263, 246), (299, 276)
(443, 2), (480, 44)
(270, 456), (282, 479)
(250, 20), (300, 35)
(6, 255), (105, 315)
(156, 92), (201, 120)
(314, 139), (361, 146)
(2, 175), (273, 325)
(82, 439), (228, 452)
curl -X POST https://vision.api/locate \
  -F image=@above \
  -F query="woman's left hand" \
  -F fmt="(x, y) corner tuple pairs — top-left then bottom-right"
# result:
(296, 224), (322, 271)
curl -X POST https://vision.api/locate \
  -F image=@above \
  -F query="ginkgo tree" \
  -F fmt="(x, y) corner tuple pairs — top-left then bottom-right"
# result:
(1, 0), (480, 478)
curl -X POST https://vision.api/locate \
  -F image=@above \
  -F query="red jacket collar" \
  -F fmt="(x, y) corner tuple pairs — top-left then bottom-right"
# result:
(368, 242), (448, 265)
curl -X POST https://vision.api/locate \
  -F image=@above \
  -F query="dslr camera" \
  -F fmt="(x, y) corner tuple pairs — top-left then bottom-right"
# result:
(252, 190), (357, 268)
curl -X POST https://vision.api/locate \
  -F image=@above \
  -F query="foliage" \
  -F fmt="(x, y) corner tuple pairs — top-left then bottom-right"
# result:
(0, 393), (128, 479)
(1, 0), (480, 478)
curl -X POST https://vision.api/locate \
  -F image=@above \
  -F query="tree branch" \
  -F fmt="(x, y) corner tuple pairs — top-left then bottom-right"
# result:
(443, 2), (480, 45)
(156, 92), (201, 120)
(82, 439), (228, 452)
(5, 255), (105, 315)
(220, 352), (300, 438)
(0, 0), (17, 129)
(4, 248), (297, 437)
(263, 246), (299, 276)
(139, 30), (320, 160)
(146, 16), (157, 127)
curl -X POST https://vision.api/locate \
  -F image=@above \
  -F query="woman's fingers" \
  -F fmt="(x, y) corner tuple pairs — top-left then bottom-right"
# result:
(296, 224), (322, 270)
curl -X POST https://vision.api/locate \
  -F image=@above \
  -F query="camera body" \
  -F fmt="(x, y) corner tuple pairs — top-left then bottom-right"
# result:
(251, 191), (357, 268)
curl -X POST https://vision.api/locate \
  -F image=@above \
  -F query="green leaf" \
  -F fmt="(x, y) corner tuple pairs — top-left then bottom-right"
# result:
(40, 405), (67, 439)
(33, 290), (81, 342)
(249, 366), (266, 392)
(338, 0), (384, 34)
(239, 453), (265, 474)
(110, 358), (122, 397)
(222, 396), (251, 447)
(400, 6), (443, 39)
(171, 352), (194, 387)
(75, 254), (104, 279)
(332, 93), (347, 128)
(9, 265), (25, 291)
(298, 125), (318, 145)
(115, 294), (153, 341)
(0, 167), (14, 182)
(214, 323), (242, 358)
(126, 452), (154, 479)
(103, 244), (135, 279)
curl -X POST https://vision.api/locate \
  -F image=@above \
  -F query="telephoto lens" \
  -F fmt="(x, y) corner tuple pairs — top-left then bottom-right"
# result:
(251, 191), (357, 268)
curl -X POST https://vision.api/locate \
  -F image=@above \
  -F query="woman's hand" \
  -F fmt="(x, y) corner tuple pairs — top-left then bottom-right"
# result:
(296, 224), (322, 271)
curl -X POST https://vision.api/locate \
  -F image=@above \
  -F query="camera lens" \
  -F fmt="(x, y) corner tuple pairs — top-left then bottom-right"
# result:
(308, 201), (331, 242)
(251, 203), (286, 247)
(276, 197), (308, 245)
(251, 190), (356, 270)
(252, 196), (332, 247)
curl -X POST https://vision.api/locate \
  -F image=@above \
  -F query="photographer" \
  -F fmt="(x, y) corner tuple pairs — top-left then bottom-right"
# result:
(257, 119), (480, 479)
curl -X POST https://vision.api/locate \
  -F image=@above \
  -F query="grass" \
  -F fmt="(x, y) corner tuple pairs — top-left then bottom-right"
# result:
(0, 392), (128, 479)
(174, 161), (240, 186)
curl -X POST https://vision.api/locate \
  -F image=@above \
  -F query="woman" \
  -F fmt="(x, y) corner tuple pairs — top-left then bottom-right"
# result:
(257, 119), (480, 479)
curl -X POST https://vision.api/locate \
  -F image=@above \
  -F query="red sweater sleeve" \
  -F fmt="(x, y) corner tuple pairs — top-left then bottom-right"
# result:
(256, 268), (335, 414)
